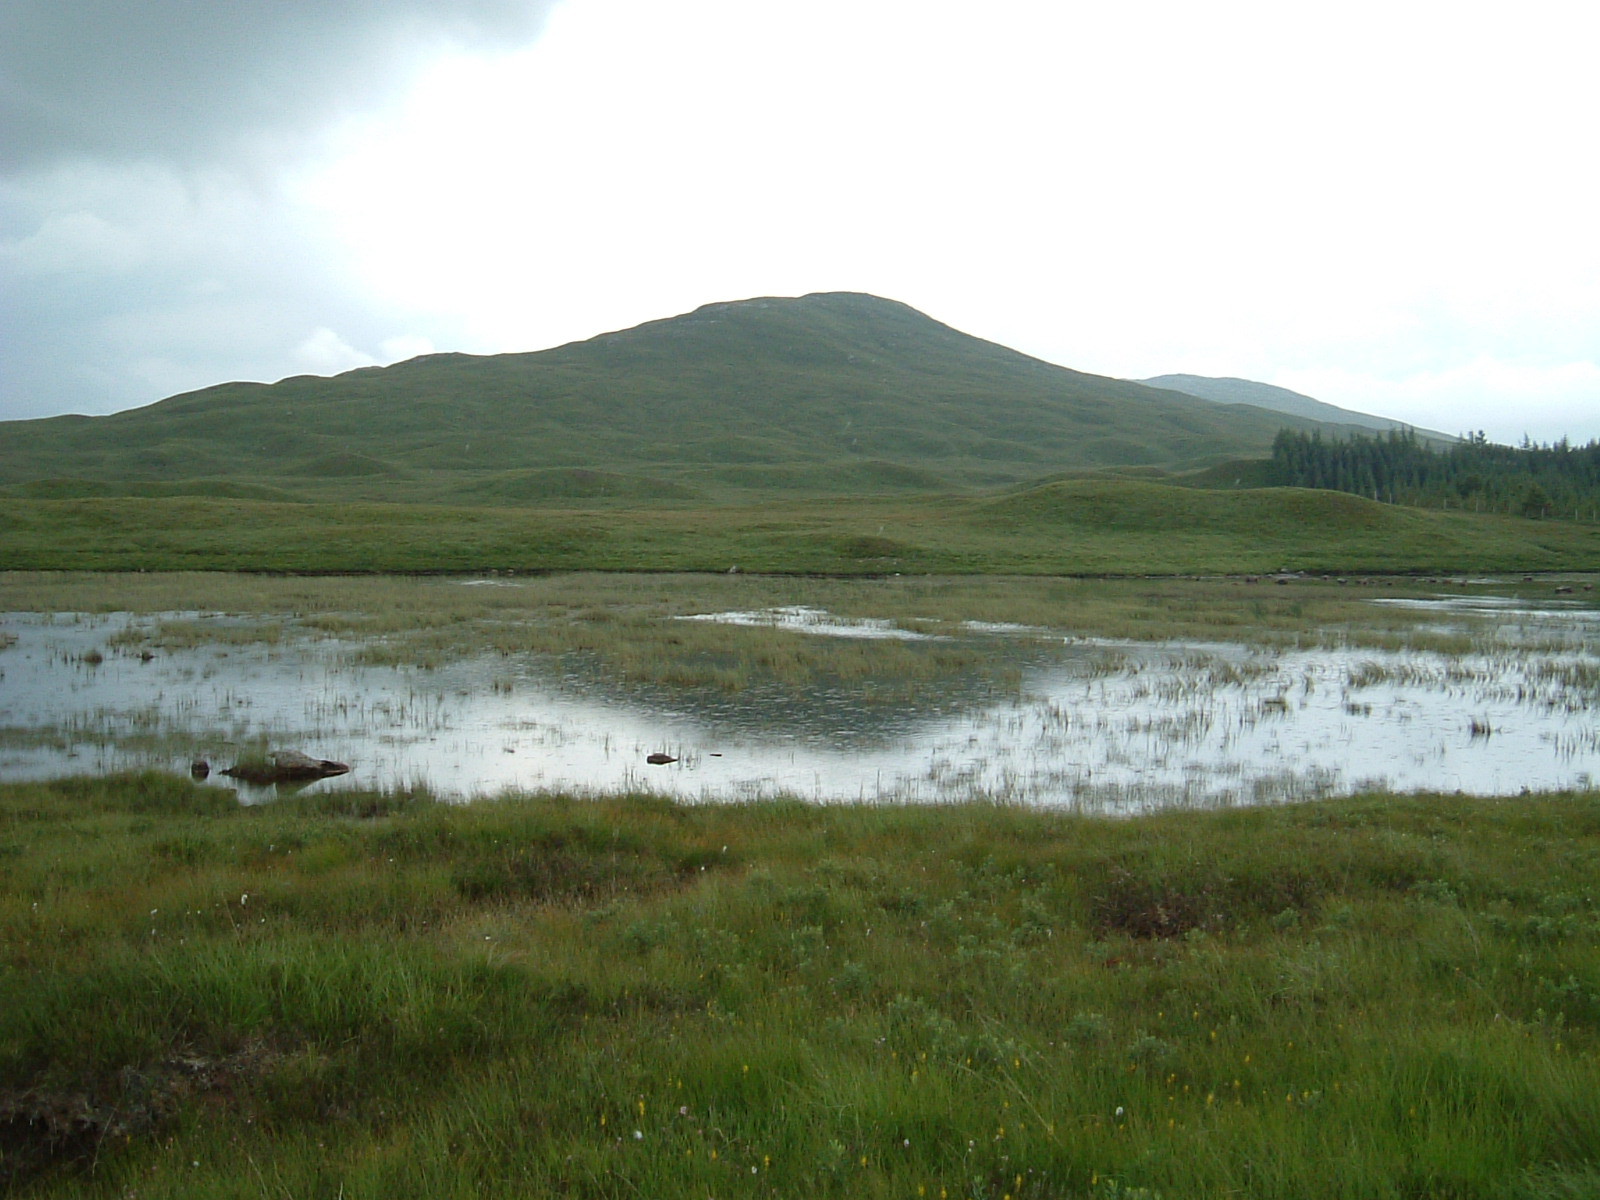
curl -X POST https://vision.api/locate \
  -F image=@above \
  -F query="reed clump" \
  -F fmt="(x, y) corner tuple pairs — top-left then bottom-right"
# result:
(3, 773), (1599, 1197)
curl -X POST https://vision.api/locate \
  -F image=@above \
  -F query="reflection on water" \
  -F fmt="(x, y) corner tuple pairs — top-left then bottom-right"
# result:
(676, 606), (941, 640)
(1372, 595), (1600, 620)
(2, 596), (1598, 811)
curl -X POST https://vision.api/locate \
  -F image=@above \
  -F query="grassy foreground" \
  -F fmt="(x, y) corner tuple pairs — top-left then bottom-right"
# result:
(3, 776), (1599, 1197)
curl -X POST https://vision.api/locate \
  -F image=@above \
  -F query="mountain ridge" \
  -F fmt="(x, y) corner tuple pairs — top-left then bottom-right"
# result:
(1139, 373), (1453, 441)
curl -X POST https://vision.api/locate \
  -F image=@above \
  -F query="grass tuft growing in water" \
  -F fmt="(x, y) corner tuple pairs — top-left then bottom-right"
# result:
(3, 773), (1599, 1196)
(7, 570), (1580, 702)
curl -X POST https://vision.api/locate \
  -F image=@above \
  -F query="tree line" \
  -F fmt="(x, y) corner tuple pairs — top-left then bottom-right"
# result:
(1268, 428), (1600, 520)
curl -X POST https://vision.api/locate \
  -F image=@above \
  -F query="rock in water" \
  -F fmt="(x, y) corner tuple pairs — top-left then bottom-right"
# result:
(223, 750), (350, 784)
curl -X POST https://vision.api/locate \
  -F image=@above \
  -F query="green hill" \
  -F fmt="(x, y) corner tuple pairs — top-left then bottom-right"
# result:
(1, 293), (1339, 502)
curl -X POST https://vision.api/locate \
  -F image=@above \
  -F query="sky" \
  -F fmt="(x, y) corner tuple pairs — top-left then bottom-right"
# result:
(3, 0), (1598, 445)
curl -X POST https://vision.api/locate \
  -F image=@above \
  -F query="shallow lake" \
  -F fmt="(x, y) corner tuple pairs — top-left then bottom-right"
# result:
(3, 586), (1598, 810)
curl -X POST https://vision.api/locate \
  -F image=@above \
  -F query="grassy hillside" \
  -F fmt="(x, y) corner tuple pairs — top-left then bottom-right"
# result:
(3, 775), (1598, 1197)
(3, 480), (1598, 575)
(0, 294), (1334, 502)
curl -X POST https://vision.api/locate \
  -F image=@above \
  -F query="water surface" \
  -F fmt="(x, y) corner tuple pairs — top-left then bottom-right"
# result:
(3, 592), (1597, 809)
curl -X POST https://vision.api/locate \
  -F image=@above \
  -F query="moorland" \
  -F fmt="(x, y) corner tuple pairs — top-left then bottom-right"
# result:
(6, 568), (1600, 1198)
(3, 294), (1599, 1197)
(5, 483), (1600, 576)
(3, 292), (1595, 577)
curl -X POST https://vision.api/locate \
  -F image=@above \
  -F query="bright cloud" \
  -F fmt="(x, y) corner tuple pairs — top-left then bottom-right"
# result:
(293, 328), (378, 375)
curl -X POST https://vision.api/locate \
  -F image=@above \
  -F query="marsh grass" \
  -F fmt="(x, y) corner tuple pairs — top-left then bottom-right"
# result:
(3, 774), (1599, 1196)
(8, 573), (1595, 781)
(4, 569), (1561, 669)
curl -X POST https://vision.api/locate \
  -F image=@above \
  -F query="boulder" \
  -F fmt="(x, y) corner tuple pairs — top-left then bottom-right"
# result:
(223, 750), (350, 784)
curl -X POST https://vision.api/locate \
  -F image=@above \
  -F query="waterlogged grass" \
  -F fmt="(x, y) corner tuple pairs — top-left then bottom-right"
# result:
(2, 568), (1551, 660)
(2, 776), (1599, 1197)
(0, 571), (1364, 742)
(5, 573), (1031, 697)
(6, 570), (1590, 717)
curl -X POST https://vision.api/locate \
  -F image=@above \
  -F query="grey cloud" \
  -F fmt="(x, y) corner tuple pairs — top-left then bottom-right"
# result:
(1, 1), (554, 420)
(0, 162), (431, 417)
(1, 0), (559, 171)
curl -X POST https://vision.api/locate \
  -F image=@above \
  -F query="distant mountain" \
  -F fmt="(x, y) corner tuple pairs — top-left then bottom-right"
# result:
(1138, 374), (1453, 442)
(1, 294), (1353, 503)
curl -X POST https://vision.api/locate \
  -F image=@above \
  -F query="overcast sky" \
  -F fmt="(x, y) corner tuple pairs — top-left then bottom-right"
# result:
(4, 0), (1597, 444)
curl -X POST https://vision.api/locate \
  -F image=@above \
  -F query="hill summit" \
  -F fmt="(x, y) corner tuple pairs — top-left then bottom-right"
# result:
(2, 292), (1342, 502)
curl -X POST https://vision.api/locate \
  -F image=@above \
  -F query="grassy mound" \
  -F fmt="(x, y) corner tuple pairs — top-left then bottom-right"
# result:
(286, 451), (408, 479)
(0, 477), (300, 502)
(448, 467), (703, 505)
(980, 479), (1391, 533)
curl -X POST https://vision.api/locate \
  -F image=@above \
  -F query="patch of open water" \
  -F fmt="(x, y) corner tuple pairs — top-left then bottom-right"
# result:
(2, 596), (1598, 810)
(675, 606), (941, 640)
